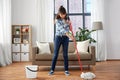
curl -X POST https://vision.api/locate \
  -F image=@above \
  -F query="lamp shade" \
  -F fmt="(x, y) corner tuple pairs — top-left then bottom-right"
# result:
(92, 22), (103, 30)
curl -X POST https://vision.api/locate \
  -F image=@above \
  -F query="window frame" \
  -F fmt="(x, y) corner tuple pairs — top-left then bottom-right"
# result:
(54, 0), (91, 37)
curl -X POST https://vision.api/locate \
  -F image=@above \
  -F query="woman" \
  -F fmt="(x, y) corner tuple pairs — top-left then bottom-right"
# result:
(49, 6), (74, 76)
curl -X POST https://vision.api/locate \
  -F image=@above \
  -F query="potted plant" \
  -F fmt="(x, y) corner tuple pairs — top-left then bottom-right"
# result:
(16, 28), (20, 34)
(75, 27), (96, 43)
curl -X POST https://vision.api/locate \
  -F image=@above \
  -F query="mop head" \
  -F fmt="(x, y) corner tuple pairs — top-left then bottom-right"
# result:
(81, 72), (96, 80)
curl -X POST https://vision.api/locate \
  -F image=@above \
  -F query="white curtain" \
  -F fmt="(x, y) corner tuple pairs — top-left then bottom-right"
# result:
(91, 0), (107, 61)
(0, 0), (12, 66)
(36, 0), (54, 42)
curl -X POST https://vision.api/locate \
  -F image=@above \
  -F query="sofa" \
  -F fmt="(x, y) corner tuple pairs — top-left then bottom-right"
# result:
(32, 42), (96, 69)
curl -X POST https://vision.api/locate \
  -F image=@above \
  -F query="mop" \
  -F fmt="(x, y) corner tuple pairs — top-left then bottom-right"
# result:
(69, 23), (96, 80)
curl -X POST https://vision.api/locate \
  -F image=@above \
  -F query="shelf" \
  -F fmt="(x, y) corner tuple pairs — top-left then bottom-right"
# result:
(11, 25), (32, 62)
(12, 51), (20, 54)
(21, 43), (29, 44)
(21, 34), (29, 35)
(12, 43), (21, 44)
(12, 34), (21, 35)
(12, 34), (29, 35)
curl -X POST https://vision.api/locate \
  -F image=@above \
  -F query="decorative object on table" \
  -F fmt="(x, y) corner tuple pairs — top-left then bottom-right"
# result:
(75, 27), (96, 43)
(92, 21), (103, 61)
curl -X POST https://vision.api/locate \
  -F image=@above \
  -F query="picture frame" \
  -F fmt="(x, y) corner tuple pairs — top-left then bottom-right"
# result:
(14, 38), (21, 43)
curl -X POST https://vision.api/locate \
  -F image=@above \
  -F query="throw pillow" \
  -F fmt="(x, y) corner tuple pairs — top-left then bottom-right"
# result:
(76, 39), (90, 53)
(36, 41), (51, 54)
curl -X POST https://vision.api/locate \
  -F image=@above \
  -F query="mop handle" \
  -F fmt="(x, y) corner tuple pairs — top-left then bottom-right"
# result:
(69, 23), (83, 72)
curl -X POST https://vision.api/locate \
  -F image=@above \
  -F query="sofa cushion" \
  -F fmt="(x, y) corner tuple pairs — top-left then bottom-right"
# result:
(36, 42), (51, 54)
(77, 40), (90, 53)
(49, 42), (54, 53)
(68, 42), (75, 53)
(49, 42), (63, 54)
(35, 52), (91, 61)
(69, 52), (91, 60)
(49, 42), (63, 53)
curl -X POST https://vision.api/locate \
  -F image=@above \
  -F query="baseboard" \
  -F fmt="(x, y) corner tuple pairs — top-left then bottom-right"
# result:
(107, 59), (120, 61)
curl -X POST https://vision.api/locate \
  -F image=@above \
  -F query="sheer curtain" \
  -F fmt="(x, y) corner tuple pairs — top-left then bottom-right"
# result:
(0, 0), (12, 66)
(36, 0), (54, 42)
(91, 0), (107, 61)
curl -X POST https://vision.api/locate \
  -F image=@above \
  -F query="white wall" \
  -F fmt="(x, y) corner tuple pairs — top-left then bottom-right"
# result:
(105, 0), (120, 59)
(12, 0), (37, 45)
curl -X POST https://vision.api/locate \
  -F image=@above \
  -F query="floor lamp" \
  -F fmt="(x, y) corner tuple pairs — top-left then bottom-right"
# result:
(92, 22), (103, 61)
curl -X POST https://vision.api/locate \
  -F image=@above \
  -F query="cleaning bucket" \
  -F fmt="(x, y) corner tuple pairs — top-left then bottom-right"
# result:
(25, 65), (38, 78)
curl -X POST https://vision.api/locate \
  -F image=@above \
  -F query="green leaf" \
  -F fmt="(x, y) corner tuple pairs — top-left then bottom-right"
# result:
(75, 27), (96, 43)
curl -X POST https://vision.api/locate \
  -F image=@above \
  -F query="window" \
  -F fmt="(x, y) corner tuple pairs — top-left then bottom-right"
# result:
(54, 0), (91, 34)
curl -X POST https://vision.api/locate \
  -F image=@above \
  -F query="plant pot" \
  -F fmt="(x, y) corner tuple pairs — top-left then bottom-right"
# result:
(16, 31), (20, 34)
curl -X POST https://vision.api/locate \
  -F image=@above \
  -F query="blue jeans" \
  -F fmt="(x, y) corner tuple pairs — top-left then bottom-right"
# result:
(50, 35), (69, 71)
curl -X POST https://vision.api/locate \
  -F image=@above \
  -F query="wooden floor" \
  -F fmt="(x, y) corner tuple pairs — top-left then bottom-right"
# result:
(0, 61), (120, 80)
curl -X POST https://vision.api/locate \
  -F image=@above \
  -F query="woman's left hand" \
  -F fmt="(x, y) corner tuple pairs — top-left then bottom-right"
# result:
(66, 32), (74, 41)
(66, 20), (71, 25)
